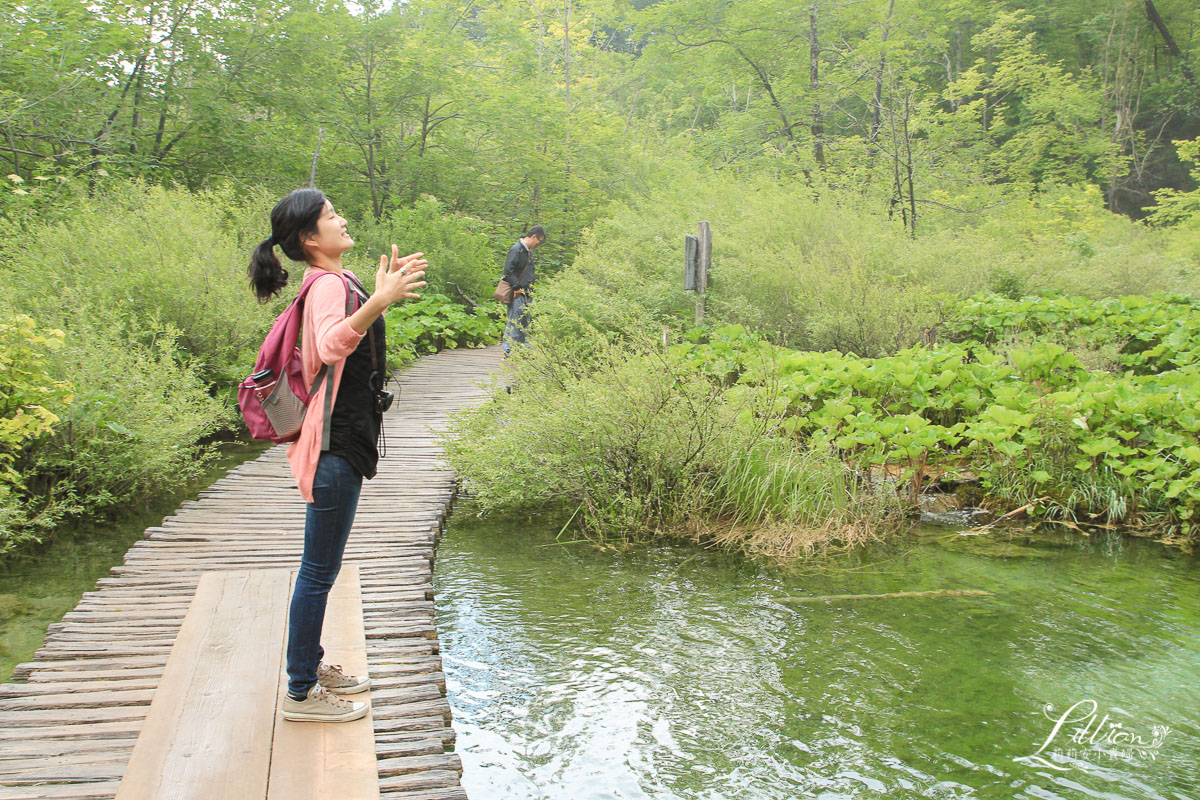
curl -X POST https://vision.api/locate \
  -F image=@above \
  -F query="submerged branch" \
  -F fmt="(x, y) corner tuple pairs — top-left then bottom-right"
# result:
(779, 589), (994, 604)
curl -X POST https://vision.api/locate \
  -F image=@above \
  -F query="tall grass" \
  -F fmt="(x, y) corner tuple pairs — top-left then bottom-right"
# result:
(702, 438), (902, 556)
(444, 333), (902, 556)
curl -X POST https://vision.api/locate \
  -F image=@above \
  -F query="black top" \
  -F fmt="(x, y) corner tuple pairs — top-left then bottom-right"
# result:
(327, 278), (386, 480)
(503, 240), (535, 291)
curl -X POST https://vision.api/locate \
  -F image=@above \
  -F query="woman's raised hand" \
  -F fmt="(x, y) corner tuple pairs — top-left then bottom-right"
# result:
(375, 244), (427, 305)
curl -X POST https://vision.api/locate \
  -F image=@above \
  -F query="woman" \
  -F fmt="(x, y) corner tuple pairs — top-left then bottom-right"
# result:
(248, 188), (427, 723)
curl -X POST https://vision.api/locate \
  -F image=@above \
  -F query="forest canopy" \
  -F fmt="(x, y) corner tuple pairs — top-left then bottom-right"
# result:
(1, 0), (1197, 256)
(1, 0), (1199, 554)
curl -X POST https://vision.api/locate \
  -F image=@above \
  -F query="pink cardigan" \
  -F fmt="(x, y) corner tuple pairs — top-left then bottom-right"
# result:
(286, 266), (368, 502)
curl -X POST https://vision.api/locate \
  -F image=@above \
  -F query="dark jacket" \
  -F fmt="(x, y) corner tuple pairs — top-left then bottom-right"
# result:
(503, 240), (535, 291)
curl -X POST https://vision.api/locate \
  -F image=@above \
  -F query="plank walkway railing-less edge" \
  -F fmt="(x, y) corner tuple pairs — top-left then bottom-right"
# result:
(0, 345), (503, 800)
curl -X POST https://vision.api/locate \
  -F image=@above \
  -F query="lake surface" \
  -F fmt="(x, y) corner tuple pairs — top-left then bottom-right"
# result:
(433, 504), (1200, 800)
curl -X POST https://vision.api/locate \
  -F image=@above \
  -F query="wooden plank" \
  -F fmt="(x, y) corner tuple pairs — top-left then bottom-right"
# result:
(267, 564), (379, 800)
(114, 569), (291, 800)
(0, 779), (124, 799)
(0, 719), (145, 742)
(377, 769), (463, 793)
(381, 789), (467, 800)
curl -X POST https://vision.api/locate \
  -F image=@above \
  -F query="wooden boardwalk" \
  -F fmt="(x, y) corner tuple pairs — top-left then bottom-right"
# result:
(0, 345), (503, 800)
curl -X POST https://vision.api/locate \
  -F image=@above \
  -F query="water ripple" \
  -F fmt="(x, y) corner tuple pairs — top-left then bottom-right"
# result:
(434, 512), (1200, 799)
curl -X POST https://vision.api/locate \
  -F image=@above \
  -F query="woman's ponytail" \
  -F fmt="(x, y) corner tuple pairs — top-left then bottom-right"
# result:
(248, 237), (289, 303)
(246, 188), (327, 303)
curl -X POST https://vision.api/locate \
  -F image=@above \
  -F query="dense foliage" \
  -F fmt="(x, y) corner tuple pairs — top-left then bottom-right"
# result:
(445, 334), (901, 556)
(448, 295), (1200, 553)
(3, 0), (1198, 260)
(3, 0), (1200, 557)
(0, 184), (499, 554)
(678, 318), (1200, 542)
(945, 293), (1200, 374)
(528, 171), (1199, 362)
(384, 294), (504, 368)
(352, 196), (500, 303)
(0, 316), (73, 553)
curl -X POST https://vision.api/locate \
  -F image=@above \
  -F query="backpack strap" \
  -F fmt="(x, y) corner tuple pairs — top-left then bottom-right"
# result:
(298, 271), (360, 451)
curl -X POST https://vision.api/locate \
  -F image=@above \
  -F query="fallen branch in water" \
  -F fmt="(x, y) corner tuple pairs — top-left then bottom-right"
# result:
(779, 589), (994, 604)
(958, 496), (1050, 536)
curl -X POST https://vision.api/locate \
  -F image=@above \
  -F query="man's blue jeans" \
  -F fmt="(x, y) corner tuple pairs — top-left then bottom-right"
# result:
(502, 292), (531, 356)
(286, 452), (362, 699)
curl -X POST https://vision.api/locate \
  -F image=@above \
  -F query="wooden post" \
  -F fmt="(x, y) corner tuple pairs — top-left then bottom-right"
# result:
(696, 221), (711, 326)
(684, 235), (698, 291)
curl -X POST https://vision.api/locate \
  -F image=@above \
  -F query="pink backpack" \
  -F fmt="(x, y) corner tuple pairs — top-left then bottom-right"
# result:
(238, 271), (359, 444)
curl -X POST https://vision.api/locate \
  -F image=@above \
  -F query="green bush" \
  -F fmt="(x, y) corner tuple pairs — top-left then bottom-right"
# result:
(448, 283), (1200, 552)
(20, 311), (233, 518)
(0, 314), (74, 553)
(944, 292), (1200, 374)
(0, 180), (278, 400)
(675, 321), (1200, 544)
(350, 196), (500, 304)
(0, 181), (273, 554)
(0, 180), (514, 556)
(443, 333), (900, 556)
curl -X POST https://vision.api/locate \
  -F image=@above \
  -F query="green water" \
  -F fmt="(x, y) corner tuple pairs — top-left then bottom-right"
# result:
(0, 440), (271, 682)
(434, 505), (1200, 799)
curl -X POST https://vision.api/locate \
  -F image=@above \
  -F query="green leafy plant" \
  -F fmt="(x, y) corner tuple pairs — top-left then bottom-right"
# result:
(0, 314), (74, 553)
(384, 294), (504, 367)
(673, 318), (1200, 544)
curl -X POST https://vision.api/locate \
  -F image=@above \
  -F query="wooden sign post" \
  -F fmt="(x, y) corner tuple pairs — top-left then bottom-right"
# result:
(685, 222), (711, 326)
(684, 234), (698, 291)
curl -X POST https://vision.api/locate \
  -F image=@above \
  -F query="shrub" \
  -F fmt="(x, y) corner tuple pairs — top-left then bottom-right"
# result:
(18, 310), (233, 529)
(443, 333), (900, 556)
(350, 196), (499, 303)
(0, 314), (74, 554)
(675, 321), (1200, 544)
(0, 181), (273, 553)
(0, 180), (278, 400)
(528, 169), (1198, 360)
(944, 292), (1200, 374)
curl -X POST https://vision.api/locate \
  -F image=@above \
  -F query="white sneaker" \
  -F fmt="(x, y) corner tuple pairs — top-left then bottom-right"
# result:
(282, 683), (369, 723)
(317, 661), (372, 694)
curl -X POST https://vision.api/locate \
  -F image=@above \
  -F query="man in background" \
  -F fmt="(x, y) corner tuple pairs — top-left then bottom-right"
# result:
(502, 224), (545, 357)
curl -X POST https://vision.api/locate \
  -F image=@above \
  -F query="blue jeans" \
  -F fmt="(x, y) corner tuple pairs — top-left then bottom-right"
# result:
(502, 292), (531, 355)
(286, 452), (362, 699)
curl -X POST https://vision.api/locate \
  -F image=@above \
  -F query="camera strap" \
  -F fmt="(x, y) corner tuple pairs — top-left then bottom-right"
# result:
(370, 320), (387, 459)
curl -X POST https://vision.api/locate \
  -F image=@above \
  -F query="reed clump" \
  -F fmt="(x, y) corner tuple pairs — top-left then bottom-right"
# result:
(444, 334), (903, 557)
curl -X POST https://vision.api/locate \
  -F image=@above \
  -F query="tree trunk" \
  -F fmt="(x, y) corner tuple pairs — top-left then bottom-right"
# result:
(309, 128), (324, 188)
(809, 3), (825, 170)
(419, 95), (431, 157)
(903, 87), (917, 235)
(1144, 0), (1196, 84)
(869, 0), (896, 150)
(129, 6), (156, 156)
(563, 0), (573, 216)
(364, 54), (383, 221)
